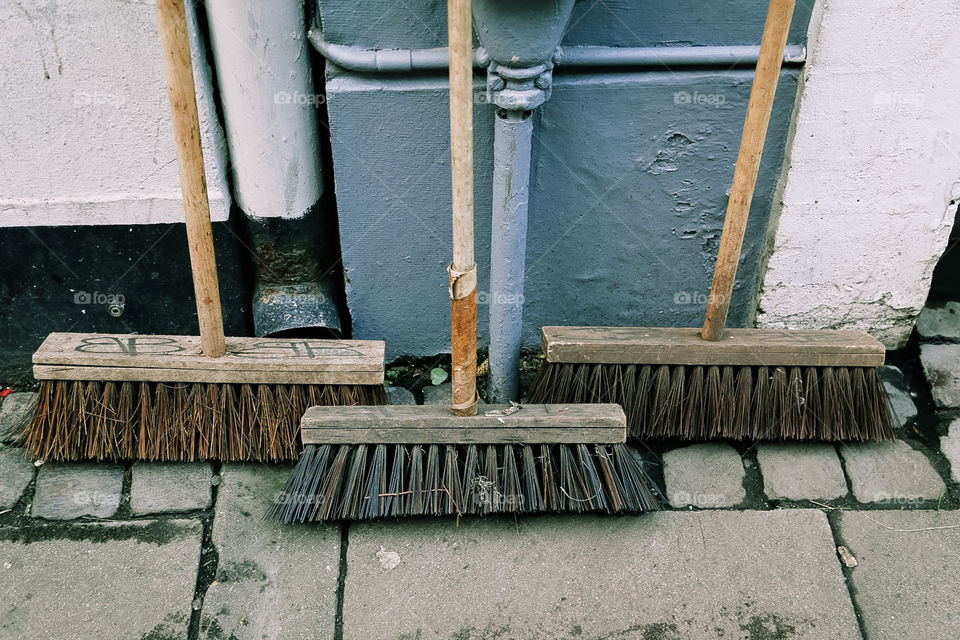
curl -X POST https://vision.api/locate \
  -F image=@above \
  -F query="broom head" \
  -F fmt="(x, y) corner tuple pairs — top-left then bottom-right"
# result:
(529, 326), (895, 441)
(269, 403), (661, 521)
(21, 332), (387, 462)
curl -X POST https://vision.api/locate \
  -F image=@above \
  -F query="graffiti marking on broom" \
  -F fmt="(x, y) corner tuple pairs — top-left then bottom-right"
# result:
(74, 336), (185, 355)
(232, 340), (365, 359)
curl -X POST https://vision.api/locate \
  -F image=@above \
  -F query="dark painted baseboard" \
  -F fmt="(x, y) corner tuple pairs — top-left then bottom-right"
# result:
(0, 221), (252, 386)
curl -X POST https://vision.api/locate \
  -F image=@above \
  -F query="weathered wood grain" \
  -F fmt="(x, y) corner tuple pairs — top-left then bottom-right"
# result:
(702, 0), (796, 340)
(156, 0), (225, 357)
(301, 403), (626, 444)
(32, 333), (385, 384)
(32, 365), (382, 385)
(541, 326), (885, 367)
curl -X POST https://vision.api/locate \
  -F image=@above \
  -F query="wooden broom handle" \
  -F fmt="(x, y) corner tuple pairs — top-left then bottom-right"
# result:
(156, 0), (226, 358)
(448, 0), (478, 416)
(701, 0), (795, 342)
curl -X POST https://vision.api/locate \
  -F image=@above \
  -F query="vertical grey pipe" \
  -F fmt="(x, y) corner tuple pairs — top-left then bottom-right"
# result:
(488, 109), (533, 403)
(472, 0), (575, 401)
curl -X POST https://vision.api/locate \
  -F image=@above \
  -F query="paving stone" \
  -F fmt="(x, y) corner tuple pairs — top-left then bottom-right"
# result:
(839, 510), (960, 640)
(0, 448), (35, 510)
(130, 462), (212, 515)
(840, 440), (946, 504)
(756, 443), (847, 501)
(916, 301), (960, 340)
(663, 443), (746, 507)
(422, 382), (451, 404)
(940, 418), (960, 483)
(31, 463), (123, 520)
(878, 365), (918, 427)
(385, 385), (416, 405)
(0, 519), (201, 638)
(0, 392), (35, 443)
(343, 510), (860, 639)
(920, 344), (960, 408)
(200, 464), (340, 640)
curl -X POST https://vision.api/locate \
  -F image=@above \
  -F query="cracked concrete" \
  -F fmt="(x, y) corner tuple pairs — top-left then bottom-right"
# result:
(0, 520), (202, 639)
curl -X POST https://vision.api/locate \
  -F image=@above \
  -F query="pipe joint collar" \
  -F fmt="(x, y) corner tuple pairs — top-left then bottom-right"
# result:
(479, 46), (561, 111)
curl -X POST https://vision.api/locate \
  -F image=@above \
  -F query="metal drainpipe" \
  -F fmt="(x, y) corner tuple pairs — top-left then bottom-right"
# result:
(488, 107), (534, 401)
(472, 0), (576, 402)
(205, 0), (342, 337)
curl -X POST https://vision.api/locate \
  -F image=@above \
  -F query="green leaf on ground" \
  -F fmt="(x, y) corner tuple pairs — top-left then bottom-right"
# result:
(430, 367), (449, 386)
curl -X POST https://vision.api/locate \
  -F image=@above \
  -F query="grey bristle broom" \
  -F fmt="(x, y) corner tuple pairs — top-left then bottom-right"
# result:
(19, 0), (387, 463)
(528, 0), (894, 442)
(268, 0), (660, 522)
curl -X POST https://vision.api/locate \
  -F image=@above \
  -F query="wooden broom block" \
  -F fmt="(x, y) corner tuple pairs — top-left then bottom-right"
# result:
(541, 326), (885, 367)
(33, 332), (384, 384)
(301, 403), (626, 444)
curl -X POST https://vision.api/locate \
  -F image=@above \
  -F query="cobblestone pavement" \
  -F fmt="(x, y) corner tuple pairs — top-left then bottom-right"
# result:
(1, 350), (959, 639)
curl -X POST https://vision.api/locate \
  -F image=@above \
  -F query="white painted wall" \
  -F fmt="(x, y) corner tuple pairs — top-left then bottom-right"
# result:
(0, 0), (228, 227)
(757, 0), (960, 348)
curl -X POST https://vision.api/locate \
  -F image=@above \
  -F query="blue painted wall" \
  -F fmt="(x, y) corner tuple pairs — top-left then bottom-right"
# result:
(318, 2), (812, 359)
(317, 1), (813, 49)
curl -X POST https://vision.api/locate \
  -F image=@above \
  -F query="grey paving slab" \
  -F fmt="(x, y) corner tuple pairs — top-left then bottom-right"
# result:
(131, 462), (212, 515)
(0, 519), (201, 639)
(0, 447), (35, 510)
(663, 443), (746, 507)
(916, 301), (960, 340)
(32, 463), (124, 520)
(756, 443), (847, 501)
(920, 344), (960, 408)
(344, 510), (861, 639)
(200, 464), (340, 640)
(385, 385), (416, 405)
(940, 418), (960, 483)
(421, 382), (452, 405)
(839, 510), (960, 640)
(840, 441), (946, 504)
(0, 392), (35, 443)
(878, 365), (918, 428)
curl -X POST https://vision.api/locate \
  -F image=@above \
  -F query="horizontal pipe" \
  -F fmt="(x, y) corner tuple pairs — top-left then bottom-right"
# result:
(308, 32), (454, 72)
(562, 44), (806, 67)
(308, 30), (805, 73)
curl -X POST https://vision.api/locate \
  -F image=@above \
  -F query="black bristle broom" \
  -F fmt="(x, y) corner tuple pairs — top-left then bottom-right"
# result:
(528, 0), (894, 442)
(268, 0), (660, 522)
(18, 0), (387, 463)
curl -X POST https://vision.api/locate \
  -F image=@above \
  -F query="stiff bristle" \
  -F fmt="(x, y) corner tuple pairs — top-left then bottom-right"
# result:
(21, 381), (388, 462)
(268, 442), (660, 523)
(529, 362), (894, 441)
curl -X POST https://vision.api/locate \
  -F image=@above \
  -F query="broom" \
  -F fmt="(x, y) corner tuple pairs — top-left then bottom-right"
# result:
(19, 0), (387, 463)
(268, 0), (660, 522)
(528, 0), (894, 442)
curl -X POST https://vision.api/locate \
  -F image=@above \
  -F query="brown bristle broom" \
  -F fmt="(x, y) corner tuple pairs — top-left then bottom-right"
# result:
(268, 0), (660, 522)
(19, 0), (387, 463)
(528, 0), (894, 442)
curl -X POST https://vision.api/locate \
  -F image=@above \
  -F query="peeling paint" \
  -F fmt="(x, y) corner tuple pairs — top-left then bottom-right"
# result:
(645, 133), (694, 175)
